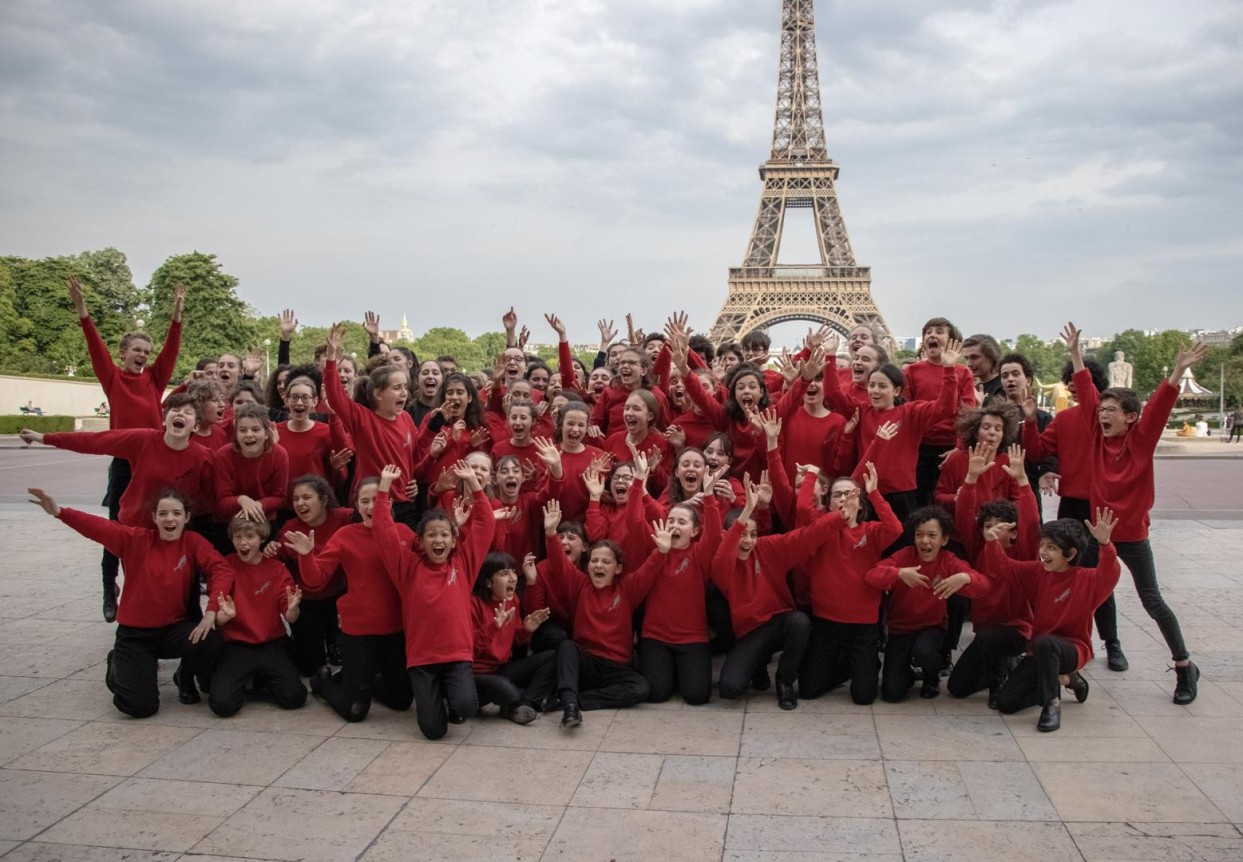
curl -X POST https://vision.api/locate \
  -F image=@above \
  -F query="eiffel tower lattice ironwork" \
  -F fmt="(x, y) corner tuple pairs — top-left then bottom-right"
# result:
(708, 0), (890, 344)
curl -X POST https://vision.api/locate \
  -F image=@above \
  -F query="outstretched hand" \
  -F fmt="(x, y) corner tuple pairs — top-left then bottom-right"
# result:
(27, 487), (59, 517)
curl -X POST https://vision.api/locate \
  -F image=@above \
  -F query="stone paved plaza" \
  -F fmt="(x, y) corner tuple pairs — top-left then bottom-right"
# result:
(1, 453), (1242, 861)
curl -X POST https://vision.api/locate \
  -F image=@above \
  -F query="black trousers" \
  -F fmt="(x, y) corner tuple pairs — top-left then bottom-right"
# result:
(947, 624), (1027, 698)
(108, 620), (220, 718)
(706, 582), (736, 654)
(474, 651), (557, 711)
(882, 627), (945, 702)
(637, 639), (712, 705)
(1116, 539), (1189, 662)
(1059, 496), (1117, 642)
(530, 619), (568, 654)
(915, 444), (952, 507)
(998, 634), (1079, 713)
(943, 595), (969, 660)
(209, 640), (307, 717)
(556, 640), (650, 710)
(409, 660), (477, 740)
(799, 617), (880, 705)
(101, 457), (132, 594)
(719, 611), (811, 699)
(289, 595), (340, 676)
(320, 631), (413, 722)
(391, 500), (423, 530)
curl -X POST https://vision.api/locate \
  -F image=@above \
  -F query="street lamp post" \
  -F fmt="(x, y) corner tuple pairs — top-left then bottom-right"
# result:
(263, 338), (271, 381)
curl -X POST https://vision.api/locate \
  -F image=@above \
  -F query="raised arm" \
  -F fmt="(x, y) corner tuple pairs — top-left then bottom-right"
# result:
(372, 467), (413, 590)
(149, 283), (185, 390)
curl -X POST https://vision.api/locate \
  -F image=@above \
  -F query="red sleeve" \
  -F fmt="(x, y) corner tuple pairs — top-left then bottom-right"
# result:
(149, 320), (183, 392)
(1073, 369), (1100, 432)
(557, 340), (576, 393)
(760, 511), (847, 575)
(955, 479), (983, 559)
(213, 449), (241, 520)
(542, 536), (578, 610)
(1023, 414), (1051, 463)
(372, 490), (413, 590)
(652, 344), (672, 389)
(830, 423), (858, 476)
(590, 388), (610, 431)
(461, 489), (497, 576)
(328, 414), (353, 454)
(322, 360), (365, 435)
(867, 490), (903, 548)
(766, 444), (795, 525)
(1132, 380), (1179, 456)
(622, 549), (666, 604)
(1092, 543), (1123, 604)
(1014, 487), (1040, 560)
(682, 370), (726, 429)
(297, 534), (345, 591)
(981, 538), (1036, 603)
(57, 507), (140, 558)
(44, 429), (149, 460)
(189, 533), (231, 603)
(774, 377), (808, 419)
(585, 499), (609, 542)
(908, 365), (959, 434)
(205, 559), (236, 613)
(934, 452), (963, 511)
(822, 358), (855, 415)
(710, 520), (744, 586)
(79, 316), (118, 395)
(259, 448), (289, 517)
(690, 496), (724, 570)
(941, 551), (990, 599)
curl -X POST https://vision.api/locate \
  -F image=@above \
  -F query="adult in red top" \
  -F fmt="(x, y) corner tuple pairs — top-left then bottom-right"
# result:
(69, 276), (185, 621)
(984, 511), (1121, 732)
(373, 462), (495, 740)
(29, 487), (227, 719)
(1063, 322), (1205, 704)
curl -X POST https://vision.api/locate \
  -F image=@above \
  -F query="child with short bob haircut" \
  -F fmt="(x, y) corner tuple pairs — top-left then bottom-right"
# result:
(214, 402), (289, 527)
(983, 510), (1121, 732)
(205, 516), (307, 717)
(865, 506), (988, 702)
(373, 461), (495, 740)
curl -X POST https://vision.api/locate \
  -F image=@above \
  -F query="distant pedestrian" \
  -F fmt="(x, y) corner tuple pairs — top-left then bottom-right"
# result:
(1230, 406), (1243, 443)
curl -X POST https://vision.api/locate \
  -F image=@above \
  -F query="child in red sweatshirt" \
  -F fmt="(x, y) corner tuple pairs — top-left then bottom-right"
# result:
(373, 461), (495, 740)
(1063, 322), (1205, 704)
(538, 500), (671, 729)
(471, 552), (555, 724)
(29, 487), (227, 718)
(214, 403), (289, 528)
(983, 510), (1121, 732)
(710, 478), (847, 710)
(865, 506), (989, 702)
(204, 517), (306, 717)
(285, 477), (415, 723)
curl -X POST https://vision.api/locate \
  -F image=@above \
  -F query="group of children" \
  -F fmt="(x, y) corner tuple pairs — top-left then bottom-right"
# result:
(20, 281), (1208, 736)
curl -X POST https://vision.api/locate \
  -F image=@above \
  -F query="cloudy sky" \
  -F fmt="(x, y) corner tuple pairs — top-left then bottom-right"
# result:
(3, 0), (1241, 345)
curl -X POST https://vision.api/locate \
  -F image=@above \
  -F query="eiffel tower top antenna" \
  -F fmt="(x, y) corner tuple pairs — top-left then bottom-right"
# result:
(771, 0), (828, 162)
(707, 0), (889, 344)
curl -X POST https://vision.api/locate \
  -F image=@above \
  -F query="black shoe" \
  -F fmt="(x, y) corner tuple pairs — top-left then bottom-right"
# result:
(309, 666), (332, 698)
(777, 682), (798, 711)
(1066, 672), (1089, 704)
(1037, 702), (1061, 732)
(507, 704), (537, 725)
(102, 585), (118, 623)
(987, 686), (1001, 711)
(1105, 640), (1129, 672)
(173, 665), (200, 705)
(1173, 662), (1200, 705)
(326, 642), (344, 667)
(105, 649), (116, 692)
(920, 679), (940, 699)
(751, 666), (772, 692)
(560, 703), (582, 729)
(940, 657), (954, 678)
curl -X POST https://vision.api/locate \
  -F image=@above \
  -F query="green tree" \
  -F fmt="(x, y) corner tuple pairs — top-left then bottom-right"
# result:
(1096, 329), (1194, 397)
(1008, 334), (1068, 384)
(146, 252), (260, 380)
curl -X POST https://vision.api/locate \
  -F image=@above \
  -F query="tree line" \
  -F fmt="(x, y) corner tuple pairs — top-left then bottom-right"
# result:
(1, 248), (1240, 406)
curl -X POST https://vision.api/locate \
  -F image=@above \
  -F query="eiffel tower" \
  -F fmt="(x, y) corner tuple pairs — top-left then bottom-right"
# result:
(709, 0), (889, 345)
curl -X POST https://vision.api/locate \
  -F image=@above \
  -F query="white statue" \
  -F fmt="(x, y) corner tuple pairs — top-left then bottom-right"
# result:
(1108, 350), (1133, 389)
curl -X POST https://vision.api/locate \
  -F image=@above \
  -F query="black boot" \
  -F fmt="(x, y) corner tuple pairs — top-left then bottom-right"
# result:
(1105, 640), (1129, 672)
(1173, 662), (1200, 705)
(506, 704), (537, 725)
(1037, 701), (1061, 732)
(1066, 672), (1089, 704)
(919, 678), (940, 699)
(560, 703), (582, 729)
(309, 666), (332, 699)
(102, 583), (118, 623)
(777, 681), (798, 711)
(173, 664), (200, 705)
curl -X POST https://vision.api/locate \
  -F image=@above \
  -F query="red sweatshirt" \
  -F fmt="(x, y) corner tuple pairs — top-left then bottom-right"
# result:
(954, 475), (1040, 562)
(554, 445), (603, 524)
(825, 359), (871, 414)
(1074, 368), (1178, 542)
(81, 317), (181, 431)
(57, 508), (228, 628)
(374, 488), (495, 667)
(824, 364), (957, 494)
(470, 595), (530, 673)
(276, 420), (348, 486)
(45, 430), (214, 525)
(274, 507), (354, 599)
(683, 371), (806, 480)
(585, 478), (666, 570)
(865, 548), (988, 634)
(934, 448), (1021, 518)
(809, 491), (903, 624)
(902, 360), (977, 446)
(214, 446), (289, 522)
(781, 407), (846, 480)
(543, 537), (665, 664)
(492, 479), (562, 562)
(590, 384), (669, 436)
(1023, 405), (1091, 501)
(602, 430), (670, 494)
(208, 555), (295, 645)
(710, 513), (844, 638)
(641, 497), (723, 645)
(982, 539), (1121, 668)
(323, 359), (420, 503)
(190, 425), (231, 452)
(299, 520), (412, 636)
